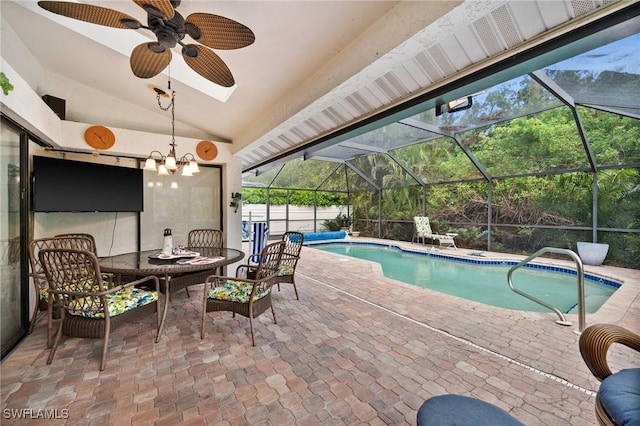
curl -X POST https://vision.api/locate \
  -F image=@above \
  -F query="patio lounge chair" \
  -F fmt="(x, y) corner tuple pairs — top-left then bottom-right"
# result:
(201, 240), (285, 346)
(579, 323), (640, 426)
(249, 222), (269, 263)
(413, 216), (457, 248)
(39, 247), (164, 371)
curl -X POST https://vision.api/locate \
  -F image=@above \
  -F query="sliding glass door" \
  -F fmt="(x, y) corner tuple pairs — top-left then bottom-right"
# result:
(1, 119), (28, 359)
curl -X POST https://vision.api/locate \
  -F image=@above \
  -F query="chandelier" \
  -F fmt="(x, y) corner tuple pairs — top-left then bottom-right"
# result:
(143, 80), (200, 177)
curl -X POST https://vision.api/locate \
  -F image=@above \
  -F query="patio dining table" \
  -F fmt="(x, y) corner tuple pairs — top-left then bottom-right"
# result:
(99, 247), (245, 328)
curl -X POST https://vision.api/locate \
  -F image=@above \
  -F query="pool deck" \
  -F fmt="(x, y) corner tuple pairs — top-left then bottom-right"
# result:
(1, 238), (638, 425)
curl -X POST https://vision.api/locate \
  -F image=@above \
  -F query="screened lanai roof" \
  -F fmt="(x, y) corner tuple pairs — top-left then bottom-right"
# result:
(243, 23), (640, 192)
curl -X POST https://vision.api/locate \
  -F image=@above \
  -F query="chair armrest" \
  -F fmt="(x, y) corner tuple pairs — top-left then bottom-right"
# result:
(579, 324), (640, 381)
(236, 264), (258, 279)
(204, 272), (279, 291)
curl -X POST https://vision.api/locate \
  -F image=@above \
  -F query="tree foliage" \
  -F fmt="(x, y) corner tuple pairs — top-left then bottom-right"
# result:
(242, 92), (639, 267)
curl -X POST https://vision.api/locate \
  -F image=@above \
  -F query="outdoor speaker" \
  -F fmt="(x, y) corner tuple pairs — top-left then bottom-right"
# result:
(41, 95), (66, 120)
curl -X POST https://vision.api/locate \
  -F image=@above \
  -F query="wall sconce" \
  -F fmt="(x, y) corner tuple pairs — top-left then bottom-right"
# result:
(230, 192), (242, 213)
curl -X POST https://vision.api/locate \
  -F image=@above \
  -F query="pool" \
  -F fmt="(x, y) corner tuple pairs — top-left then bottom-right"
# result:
(308, 242), (620, 313)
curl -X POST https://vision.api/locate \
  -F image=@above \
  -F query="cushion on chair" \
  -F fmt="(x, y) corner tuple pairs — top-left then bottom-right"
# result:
(278, 264), (294, 276)
(417, 395), (523, 426)
(208, 280), (270, 303)
(40, 274), (115, 301)
(69, 287), (158, 319)
(599, 368), (640, 426)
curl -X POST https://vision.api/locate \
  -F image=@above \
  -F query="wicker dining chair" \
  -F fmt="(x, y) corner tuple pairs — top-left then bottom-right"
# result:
(274, 232), (304, 299)
(579, 323), (640, 426)
(179, 229), (225, 297)
(55, 233), (97, 255)
(39, 248), (165, 371)
(188, 229), (224, 248)
(238, 232), (304, 300)
(201, 240), (285, 346)
(27, 236), (94, 345)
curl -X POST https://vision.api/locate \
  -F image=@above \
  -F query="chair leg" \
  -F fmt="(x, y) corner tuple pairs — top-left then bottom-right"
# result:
(201, 289), (208, 339)
(155, 300), (166, 344)
(28, 290), (40, 335)
(99, 320), (111, 371)
(47, 299), (55, 349)
(47, 311), (65, 365)
(292, 280), (299, 300)
(249, 314), (256, 346)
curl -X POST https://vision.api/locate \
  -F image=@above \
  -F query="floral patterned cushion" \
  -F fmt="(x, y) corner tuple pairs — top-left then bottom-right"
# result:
(278, 264), (294, 276)
(414, 216), (434, 236)
(69, 287), (158, 319)
(208, 280), (270, 303)
(38, 274), (115, 300)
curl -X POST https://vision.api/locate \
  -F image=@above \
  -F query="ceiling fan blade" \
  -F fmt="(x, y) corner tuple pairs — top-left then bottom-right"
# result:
(185, 13), (255, 50)
(38, 1), (141, 29)
(132, 0), (174, 20)
(130, 43), (172, 79)
(182, 44), (234, 87)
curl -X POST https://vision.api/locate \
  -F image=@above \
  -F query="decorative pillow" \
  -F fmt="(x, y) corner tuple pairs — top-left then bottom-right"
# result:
(208, 280), (270, 303)
(599, 368), (640, 426)
(69, 287), (157, 319)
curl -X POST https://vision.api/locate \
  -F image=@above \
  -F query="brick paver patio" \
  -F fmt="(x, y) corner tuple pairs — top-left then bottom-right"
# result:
(2, 238), (638, 425)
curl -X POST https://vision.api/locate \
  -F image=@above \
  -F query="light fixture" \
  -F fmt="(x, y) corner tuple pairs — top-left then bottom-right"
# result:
(435, 91), (485, 116)
(143, 79), (200, 177)
(436, 96), (473, 116)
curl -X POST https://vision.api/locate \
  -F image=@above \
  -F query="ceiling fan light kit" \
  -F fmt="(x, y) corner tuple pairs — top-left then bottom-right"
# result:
(37, 0), (255, 87)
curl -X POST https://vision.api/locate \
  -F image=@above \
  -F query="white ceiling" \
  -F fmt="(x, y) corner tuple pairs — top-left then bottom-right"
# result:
(2, 0), (629, 171)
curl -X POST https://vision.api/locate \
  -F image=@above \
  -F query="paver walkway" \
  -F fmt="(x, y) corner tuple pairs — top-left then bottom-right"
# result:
(1, 238), (638, 425)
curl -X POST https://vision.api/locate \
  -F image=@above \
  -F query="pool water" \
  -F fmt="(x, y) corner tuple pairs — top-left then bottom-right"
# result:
(311, 243), (619, 313)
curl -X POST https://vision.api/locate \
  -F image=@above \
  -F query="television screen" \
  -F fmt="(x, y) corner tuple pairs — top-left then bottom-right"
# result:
(33, 156), (143, 212)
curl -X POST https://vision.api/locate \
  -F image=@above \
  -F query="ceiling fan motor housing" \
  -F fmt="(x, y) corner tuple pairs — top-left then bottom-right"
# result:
(150, 11), (186, 49)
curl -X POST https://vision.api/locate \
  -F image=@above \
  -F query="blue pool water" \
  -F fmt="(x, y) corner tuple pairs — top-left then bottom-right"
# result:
(310, 242), (619, 313)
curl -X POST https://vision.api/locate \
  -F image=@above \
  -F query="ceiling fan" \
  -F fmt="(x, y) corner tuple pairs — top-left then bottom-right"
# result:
(38, 0), (255, 87)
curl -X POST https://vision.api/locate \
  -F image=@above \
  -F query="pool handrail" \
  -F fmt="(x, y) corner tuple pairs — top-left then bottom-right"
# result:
(507, 247), (585, 334)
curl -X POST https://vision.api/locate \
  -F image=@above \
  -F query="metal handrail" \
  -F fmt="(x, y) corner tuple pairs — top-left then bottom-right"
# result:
(507, 247), (585, 334)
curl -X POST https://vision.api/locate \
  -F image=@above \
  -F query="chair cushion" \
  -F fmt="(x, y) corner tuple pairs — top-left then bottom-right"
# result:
(278, 264), (294, 276)
(39, 274), (115, 300)
(599, 368), (640, 426)
(208, 280), (270, 303)
(417, 395), (523, 426)
(70, 287), (158, 319)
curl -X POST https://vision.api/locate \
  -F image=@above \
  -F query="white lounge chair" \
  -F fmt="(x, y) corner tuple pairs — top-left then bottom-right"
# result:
(413, 216), (457, 249)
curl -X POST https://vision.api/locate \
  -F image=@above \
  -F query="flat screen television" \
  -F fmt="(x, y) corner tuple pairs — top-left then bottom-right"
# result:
(33, 156), (143, 212)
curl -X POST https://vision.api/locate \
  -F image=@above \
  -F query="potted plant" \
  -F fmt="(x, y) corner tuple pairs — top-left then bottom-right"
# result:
(351, 212), (359, 237)
(576, 241), (609, 266)
(336, 212), (352, 232)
